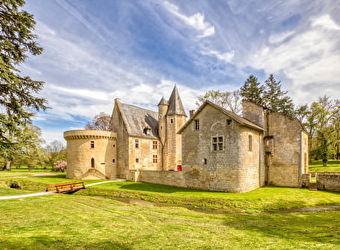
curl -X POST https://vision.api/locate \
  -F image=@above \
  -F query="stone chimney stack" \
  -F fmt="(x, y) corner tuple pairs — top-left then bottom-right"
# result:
(242, 100), (265, 128)
(189, 110), (195, 118)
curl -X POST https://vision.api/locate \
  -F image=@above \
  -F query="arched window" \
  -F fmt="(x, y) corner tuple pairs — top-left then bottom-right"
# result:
(91, 158), (95, 168)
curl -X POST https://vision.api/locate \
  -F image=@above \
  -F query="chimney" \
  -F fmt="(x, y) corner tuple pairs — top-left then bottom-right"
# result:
(189, 110), (195, 118)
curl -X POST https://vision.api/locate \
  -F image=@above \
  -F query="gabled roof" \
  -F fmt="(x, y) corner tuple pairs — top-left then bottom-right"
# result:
(116, 101), (159, 139)
(167, 86), (187, 116)
(178, 100), (264, 133)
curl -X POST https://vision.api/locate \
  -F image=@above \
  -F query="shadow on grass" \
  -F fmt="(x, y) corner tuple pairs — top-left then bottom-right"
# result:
(116, 182), (219, 194)
(225, 211), (340, 246)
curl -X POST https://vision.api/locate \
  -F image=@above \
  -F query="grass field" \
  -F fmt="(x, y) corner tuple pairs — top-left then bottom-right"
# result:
(1, 169), (340, 249)
(309, 160), (340, 172)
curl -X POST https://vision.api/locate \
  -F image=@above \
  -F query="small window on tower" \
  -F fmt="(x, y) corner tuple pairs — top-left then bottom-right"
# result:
(153, 141), (158, 149)
(170, 118), (174, 124)
(135, 139), (139, 148)
(90, 141), (95, 149)
(194, 119), (199, 130)
(248, 134), (253, 151)
(135, 158), (139, 163)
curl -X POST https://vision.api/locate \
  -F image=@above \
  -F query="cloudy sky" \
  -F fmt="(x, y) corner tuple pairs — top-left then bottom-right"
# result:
(21, 0), (340, 144)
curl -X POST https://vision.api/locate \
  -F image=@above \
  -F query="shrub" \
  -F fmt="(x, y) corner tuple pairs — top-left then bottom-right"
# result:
(53, 161), (67, 172)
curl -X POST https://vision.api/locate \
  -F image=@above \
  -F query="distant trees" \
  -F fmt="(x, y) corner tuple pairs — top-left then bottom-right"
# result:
(0, 124), (47, 170)
(0, 0), (48, 165)
(302, 96), (340, 165)
(196, 90), (242, 114)
(45, 140), (66, 167)
(85, 112), (111, 131)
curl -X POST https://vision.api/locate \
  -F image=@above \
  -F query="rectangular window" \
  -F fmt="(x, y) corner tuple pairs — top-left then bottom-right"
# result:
(194, 119), (199, 130)
(212, 136), (223, 151)
(153, 155), (158, 163)
(135, 158), (139, 163)
(135, 139), (139, 148)
(170, 118), (174, 124)
(153, 141), (158, 149)
(248, 134), (253, 151)
(90, 141), (95, 149)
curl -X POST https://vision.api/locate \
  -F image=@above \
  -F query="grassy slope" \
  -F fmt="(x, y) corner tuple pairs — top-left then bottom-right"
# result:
(0, 194), (339, 250)
(1, 170), (340, 249)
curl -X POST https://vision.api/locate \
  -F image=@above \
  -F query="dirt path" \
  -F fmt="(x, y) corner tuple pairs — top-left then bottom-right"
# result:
(0, 180), (125, 200)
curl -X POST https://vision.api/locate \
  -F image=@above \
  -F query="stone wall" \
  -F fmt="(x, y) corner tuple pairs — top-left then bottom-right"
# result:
(302, 172), (340, 192)
(128, 170), (186, 188)
(128, 137), (162, 171)
(265, 111), (308, 187)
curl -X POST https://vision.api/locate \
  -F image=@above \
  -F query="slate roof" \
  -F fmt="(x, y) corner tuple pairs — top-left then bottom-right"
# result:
(118, 102), (159, 139)
(167, 85), (187, 116)
(178, 100), (264, 133)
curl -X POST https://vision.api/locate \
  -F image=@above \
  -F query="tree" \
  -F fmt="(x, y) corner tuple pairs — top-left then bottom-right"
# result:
(45, 140), (66, 167)
(196, 90), (242, 114)
(240, 75), (264, 106)
(85, 112), (111, 131)
(304, 96), (340, 166)
(1, 124), (46, 170)
(0, 0), (47, 161)
(263, 74), (294, 116)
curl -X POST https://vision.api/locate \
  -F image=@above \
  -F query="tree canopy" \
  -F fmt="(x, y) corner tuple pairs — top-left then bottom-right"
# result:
(85, 112), (111, 131)
(240, 74), (294, 116)
(0, 0), (47, 144)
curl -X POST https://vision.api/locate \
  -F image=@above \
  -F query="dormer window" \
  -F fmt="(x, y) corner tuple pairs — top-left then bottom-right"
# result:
(144, 127), (151, 135)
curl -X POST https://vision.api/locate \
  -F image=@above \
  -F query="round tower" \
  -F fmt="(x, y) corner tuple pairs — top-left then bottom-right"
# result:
(158, 97), (168, 145)
(64, 130), (117, 179)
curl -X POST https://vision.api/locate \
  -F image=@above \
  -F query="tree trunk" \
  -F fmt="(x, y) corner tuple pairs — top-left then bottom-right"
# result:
(4, 160), (11, 170)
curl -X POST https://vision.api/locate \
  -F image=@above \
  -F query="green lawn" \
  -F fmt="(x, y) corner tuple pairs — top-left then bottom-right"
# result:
(309, 160), (340, 172)
(1, 170), (340, 249)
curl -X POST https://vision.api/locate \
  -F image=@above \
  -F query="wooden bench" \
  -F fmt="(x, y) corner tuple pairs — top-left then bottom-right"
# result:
(46, 182), (85, 193)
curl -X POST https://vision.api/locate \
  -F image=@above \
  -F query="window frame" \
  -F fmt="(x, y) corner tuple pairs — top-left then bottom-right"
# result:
(153, 155), (158, 164)
(194, 119), (199, 130)
(212, 136), (224, 151)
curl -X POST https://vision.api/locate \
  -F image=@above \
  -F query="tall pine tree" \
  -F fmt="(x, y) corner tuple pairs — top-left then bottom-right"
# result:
(0, 0), (47, 168)
(240, 75), (264, 106)
(263, 74), (294, 116)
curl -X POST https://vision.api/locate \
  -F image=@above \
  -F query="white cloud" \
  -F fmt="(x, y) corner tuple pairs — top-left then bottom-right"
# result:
(162, 1), (215, 38)
(200, 50), (235, 63)
(312, 14), (340, 30)
(249, 14), (340, 104)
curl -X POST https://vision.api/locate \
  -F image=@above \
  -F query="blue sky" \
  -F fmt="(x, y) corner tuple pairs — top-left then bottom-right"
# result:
(21, 0), (340, 144)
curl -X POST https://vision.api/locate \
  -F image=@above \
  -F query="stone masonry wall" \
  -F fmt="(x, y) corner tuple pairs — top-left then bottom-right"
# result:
(266, 111), (305, 187)
(302, 172), (340, 192)
(180, 104), (262, 193)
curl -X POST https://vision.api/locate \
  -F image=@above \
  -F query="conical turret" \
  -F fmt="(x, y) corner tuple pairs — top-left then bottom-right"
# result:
(167, 85), (187, 116)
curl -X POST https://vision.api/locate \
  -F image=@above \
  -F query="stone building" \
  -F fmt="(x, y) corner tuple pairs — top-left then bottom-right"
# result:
(178, 100), (308, 193)
(65, 86), (308, 192)
(64, 86), (186, 179)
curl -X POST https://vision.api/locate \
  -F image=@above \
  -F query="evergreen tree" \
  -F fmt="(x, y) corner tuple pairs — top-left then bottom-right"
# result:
(263, 74), (294, 115)
(0, 0), (47, 168)
(240, 75), (264, 105)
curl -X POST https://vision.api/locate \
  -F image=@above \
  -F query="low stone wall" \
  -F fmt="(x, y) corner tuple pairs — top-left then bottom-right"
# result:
(128, 170), (186, 188)
(302, 172), (340, 192)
